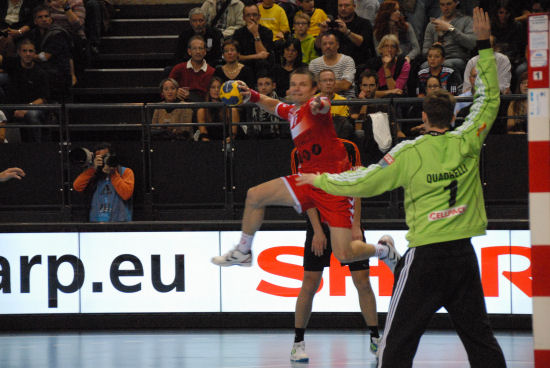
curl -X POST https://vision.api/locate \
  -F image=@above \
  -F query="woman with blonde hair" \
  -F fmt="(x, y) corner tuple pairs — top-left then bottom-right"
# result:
(364, 34), (411, 97)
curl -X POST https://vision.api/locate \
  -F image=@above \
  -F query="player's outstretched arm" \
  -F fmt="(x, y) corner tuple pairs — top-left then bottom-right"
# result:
(237, 81), (281, 116)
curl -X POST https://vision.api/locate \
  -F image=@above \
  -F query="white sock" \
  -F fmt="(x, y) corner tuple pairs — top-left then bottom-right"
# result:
(374, 243), (389, 259)
(236, 232), (254, 253)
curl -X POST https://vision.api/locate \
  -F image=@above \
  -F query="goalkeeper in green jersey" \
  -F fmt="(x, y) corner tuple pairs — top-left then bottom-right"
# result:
(296, 8), (506, 368)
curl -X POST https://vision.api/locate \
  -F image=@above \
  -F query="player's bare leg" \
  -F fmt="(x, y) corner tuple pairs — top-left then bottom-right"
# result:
(212, 177), (296, 266)
(351, 269), (380, 355)
(291, 270), (323, 362)
(329, 229), (401, 272)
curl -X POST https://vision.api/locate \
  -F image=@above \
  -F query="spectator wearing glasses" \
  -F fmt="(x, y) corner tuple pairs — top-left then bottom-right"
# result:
(364, 34), (410, 98)
(292, 12), (318, 64)
(232, 3), (274, 75)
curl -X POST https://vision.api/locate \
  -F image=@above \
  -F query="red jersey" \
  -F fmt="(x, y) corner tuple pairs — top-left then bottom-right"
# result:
(276, 97), (350, 174)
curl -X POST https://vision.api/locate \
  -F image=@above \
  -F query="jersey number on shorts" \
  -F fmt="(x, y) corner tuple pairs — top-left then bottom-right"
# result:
(296, 143), (322, 165)
(444, 180), (458, 207)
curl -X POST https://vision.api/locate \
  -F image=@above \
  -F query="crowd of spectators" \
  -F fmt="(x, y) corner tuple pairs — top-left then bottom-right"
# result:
(0, 0), (110, 142)
(1, 0), (537, 144)
(153, 0), (533, 143)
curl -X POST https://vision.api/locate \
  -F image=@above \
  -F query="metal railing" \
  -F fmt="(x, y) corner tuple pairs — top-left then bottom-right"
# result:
(0, 95), (528, 222)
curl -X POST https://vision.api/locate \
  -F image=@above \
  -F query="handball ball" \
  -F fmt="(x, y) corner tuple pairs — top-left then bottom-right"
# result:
(220, 80), (245, 106)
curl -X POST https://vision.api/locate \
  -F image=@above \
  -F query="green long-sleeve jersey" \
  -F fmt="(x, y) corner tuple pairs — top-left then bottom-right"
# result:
(313, 48), (499, 247)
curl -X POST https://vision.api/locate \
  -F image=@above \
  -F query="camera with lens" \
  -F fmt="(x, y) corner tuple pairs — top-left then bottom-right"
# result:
(327, 20), (339, 29)
(69, 147), (119, 168)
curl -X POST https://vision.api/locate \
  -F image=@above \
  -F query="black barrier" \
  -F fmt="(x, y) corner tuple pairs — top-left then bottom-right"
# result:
(0, 97), (529, 224)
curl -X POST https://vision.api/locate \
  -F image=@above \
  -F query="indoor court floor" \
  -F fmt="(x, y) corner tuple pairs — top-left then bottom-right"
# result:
(0, 329), (533, 367)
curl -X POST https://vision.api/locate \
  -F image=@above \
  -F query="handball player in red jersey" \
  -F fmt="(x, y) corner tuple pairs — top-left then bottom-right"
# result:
(212, 67), (399, 271)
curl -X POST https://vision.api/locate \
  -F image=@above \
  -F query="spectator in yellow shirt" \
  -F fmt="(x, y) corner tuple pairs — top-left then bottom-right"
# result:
(296, 0), (328, 37)
(258, 0), (290, 41)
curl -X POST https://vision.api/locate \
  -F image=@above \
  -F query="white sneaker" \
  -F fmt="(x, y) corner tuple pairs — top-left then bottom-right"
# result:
(370, 336), (379, 356)
(211, 247), (252, 267)
(290, 341), (309, 362)
(378, 235), (401, 273)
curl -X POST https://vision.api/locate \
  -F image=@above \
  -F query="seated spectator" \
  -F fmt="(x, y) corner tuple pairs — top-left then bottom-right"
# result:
(425, 75), (442, 93)
(351, 69), (388, 126)
(214, 38), (255, 89)
(197, 76), (239, 141)
(454, 66), (476, 122)
(169, 35), (215, 102)
(29, 5), (73, 102)
(295, 0), (327, 37)
(421, 0), (476, 74)
(272, 37), (305, 98)
(151, 78), (194, 141)
(491, 0), (524, 67)
(317, 0), (375, 68)
(507, 71), (527, 134)
(0, 38), (49, 142)
(416, 44), (461, 96)
(201, 0), (245, 39)
(315, 68), (353, 139)
(462, 36), (511, 94)
(309, 31), (356, 98)
(46, 0), (89, 72)
(248, 72), (288, 138)
(0, 0), (38, 56)
(350, 69), (395, 163)
(232, 3), (274, 75)
(73, 142), (134, 222)
(173, 7), (223, 68)
(259, 0), (290, 41)
(364, 34), (410, 98)
(293, 12), (318, 64)
(46, 0), (86, 39)
(372, 1), (420, 64)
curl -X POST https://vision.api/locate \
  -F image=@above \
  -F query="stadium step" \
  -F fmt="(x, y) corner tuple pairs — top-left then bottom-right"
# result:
(81, 68), (165, 88)
(108, 18), (187, 36)
(100, 35), (178, 54)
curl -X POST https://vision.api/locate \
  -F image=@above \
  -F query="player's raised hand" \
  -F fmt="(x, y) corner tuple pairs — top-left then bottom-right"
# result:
(296, 173), (320, 186)
(472, 7), (491, 41)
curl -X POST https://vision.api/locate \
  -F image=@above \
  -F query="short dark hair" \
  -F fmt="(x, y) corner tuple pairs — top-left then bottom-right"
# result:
(187, 35), (205, 49)
(422, 89), (456, 129)
(256, 70), (274, 82)
(319, 30), (340, 44)
(290, 66), (317, 88)
(16, 38), (35, 51)
(359, 69), (379, 86)
(32, 4), (50, 19)
(222, 38), (240, 53)
(428, 43), (445, 58)
(94, 142), (113, 153)
(243, 2), (260, 14)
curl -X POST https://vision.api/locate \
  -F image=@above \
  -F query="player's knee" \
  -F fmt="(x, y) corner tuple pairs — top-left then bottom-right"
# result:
(352, 276), (373, 294)
(245, 186), (263, 208)
(333, 249), (354, 264)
